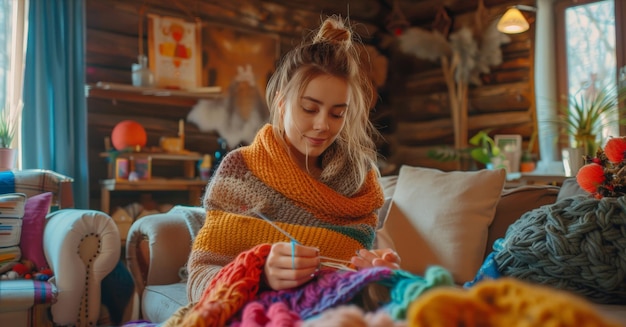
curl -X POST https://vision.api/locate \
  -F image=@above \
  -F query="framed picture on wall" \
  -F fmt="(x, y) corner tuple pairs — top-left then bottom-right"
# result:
(147, 14), (202, 90)
(495, 134), (522, 172)
(202, 24), (280, 116)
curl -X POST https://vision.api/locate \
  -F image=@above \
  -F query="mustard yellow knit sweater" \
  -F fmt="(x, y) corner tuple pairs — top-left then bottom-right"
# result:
(186, 124), (384, 301)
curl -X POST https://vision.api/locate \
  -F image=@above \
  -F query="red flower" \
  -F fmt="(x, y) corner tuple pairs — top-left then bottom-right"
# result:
(576, 163), (606, 194)
(604, 137), (626, 163)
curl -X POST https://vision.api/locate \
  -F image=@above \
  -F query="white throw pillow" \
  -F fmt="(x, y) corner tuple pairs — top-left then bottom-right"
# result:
(377, 165), (505, 284)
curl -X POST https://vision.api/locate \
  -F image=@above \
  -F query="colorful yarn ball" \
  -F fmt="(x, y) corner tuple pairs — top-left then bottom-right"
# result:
(111, 120), (147, 151)
(576, 163), (606, 194)
(603, 137), (626, 164)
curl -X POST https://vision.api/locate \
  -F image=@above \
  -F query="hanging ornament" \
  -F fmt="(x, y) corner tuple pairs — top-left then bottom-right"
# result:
(386, 0), (410, 36)
(432, 6), (453, 39)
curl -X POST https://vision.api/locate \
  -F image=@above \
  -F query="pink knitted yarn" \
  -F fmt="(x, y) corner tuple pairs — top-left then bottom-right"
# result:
(234, 302), (302, 327)
(301, 305), (399, 327)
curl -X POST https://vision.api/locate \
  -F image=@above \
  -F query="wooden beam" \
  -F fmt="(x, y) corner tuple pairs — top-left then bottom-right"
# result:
(396, 111), (533, 144)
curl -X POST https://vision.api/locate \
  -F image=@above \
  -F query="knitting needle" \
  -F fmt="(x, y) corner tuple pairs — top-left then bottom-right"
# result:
(253, 210), (301, 245)
(254, 210), (355, 271)
(319, 256), (352, 264)
(320, 262), (356, 272)
(254, 210), (301, 269)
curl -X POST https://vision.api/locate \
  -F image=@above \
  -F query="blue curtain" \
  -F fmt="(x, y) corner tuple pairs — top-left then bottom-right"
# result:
(22, 0), (89, 209)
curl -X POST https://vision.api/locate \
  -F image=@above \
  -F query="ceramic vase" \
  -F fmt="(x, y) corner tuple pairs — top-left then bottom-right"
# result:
(562, 147), (584, 177)
(0, 148), (16, 171)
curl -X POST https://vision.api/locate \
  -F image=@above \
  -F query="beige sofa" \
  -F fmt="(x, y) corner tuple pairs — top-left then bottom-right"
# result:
(125, 166), (626, 325)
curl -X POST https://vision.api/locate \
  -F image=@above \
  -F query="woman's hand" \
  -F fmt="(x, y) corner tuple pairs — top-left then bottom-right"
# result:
(351, 248), (401, 270)
(263, 242), (320, 291)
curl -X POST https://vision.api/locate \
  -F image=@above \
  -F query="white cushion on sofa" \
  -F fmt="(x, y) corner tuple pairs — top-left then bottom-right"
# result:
(142, 282), (188, 323)
(377, 165), (506, 284)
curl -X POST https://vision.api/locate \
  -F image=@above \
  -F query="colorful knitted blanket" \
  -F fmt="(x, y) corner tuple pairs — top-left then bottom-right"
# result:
(168, 243), (454, 326)
(186, 124), (384, 299)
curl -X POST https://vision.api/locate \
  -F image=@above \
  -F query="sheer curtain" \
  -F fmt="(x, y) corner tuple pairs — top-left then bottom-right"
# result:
(0, 0), (28, 156)
(22, 0), (89, 208)
(535, 0), (560, 165)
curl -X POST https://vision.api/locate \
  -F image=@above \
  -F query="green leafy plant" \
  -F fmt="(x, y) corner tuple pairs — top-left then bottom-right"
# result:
(558, 85), (626, 156)
(427, 129), (502, 166)
(0, 109), (17, 148)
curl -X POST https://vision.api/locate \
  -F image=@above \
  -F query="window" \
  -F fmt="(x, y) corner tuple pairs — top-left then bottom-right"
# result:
(0, 0), (27, 166)
(554, 0), (626, 146)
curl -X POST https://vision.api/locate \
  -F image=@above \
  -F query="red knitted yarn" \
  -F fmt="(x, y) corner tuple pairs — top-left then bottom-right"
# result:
(181, 244), (272, 327)
(576, 163), (606, 194)
(604, 137), (626, 163)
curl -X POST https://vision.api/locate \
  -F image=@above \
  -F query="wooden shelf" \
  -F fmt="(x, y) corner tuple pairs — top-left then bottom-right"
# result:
(99, 151), (203, 161)
(86, 82), (222, 107)
(101, 151), (203, 180)
(99, 178), (207, 214)
(100, 178), (207, 190)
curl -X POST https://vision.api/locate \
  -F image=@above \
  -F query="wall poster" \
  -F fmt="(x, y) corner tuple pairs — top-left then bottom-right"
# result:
(147, 14), (202, 90)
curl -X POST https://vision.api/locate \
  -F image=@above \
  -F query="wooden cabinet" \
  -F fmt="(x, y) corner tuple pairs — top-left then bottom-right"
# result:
(99, 151), (208, 214)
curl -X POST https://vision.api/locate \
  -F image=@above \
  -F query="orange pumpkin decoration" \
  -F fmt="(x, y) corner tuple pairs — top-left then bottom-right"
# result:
(111, 120), (147, 151)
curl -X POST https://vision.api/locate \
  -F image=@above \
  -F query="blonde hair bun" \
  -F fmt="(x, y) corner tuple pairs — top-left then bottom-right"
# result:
(313, 16), (352, 47)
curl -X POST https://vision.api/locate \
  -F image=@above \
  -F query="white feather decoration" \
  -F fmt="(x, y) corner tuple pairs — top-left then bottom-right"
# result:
(397, 19), (510, 86)
(449, 27), (479, 85)
(397, 27), (452, 62)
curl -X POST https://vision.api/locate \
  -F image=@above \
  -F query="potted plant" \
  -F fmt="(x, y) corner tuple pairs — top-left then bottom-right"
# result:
(520, 130), (537, 173)
(559, 85), (626, 157)
(0, 108), (17, 170)
(428, 129), (506, 170)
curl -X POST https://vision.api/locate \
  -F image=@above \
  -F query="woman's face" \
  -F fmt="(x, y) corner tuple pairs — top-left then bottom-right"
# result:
(282, 74), (348, 167)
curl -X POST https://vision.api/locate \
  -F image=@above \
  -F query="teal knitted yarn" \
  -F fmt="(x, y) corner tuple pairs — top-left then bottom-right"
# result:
(493, 194), (626, 304)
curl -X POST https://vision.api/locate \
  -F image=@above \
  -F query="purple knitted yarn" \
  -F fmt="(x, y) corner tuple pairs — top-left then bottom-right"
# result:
(252, 266), (454, 321)
(258, 267), (396, 319)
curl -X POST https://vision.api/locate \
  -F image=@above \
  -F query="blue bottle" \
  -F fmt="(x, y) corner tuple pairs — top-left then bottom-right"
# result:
(211, 138), (228, 174)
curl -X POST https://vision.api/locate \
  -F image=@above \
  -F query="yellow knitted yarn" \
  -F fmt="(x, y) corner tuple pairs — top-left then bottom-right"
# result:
(193, 211), (365, 264)
(407, 278), (622, 327)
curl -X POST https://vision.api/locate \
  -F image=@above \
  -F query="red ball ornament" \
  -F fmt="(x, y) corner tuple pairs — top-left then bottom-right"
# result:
(604, 137), (626, 163)
(111, 120), (147, 151)
(576, 163), (605, 194)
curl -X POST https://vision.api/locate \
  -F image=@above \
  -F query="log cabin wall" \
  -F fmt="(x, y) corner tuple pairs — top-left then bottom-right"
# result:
(85, 0), (537, 209)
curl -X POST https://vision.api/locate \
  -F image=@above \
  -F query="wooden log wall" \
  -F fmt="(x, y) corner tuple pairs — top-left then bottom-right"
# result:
(85, 0), (537, 209)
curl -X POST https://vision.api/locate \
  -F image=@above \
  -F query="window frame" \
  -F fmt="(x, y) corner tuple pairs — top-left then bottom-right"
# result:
(553, 0), (626, 137)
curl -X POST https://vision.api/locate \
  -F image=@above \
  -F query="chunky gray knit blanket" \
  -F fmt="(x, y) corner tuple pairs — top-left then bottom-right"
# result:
(494, 194), (626, 304)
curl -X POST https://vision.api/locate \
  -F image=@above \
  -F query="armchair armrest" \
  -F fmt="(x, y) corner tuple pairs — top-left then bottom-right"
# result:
(43, 209), (120, 327)
(125, 212), (193, 297)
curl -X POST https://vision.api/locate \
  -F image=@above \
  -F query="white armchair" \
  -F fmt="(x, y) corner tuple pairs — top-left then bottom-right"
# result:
(0, 169), (121, 327)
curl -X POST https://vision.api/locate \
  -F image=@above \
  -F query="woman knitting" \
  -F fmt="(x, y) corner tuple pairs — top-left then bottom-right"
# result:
(163, 16), (400, 326)
(186, 15), (399, 298)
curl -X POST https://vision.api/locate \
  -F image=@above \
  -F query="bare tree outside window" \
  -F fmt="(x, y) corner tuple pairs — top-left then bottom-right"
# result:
(564, 0), (618, 144)
(0, 0), (12, 110)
